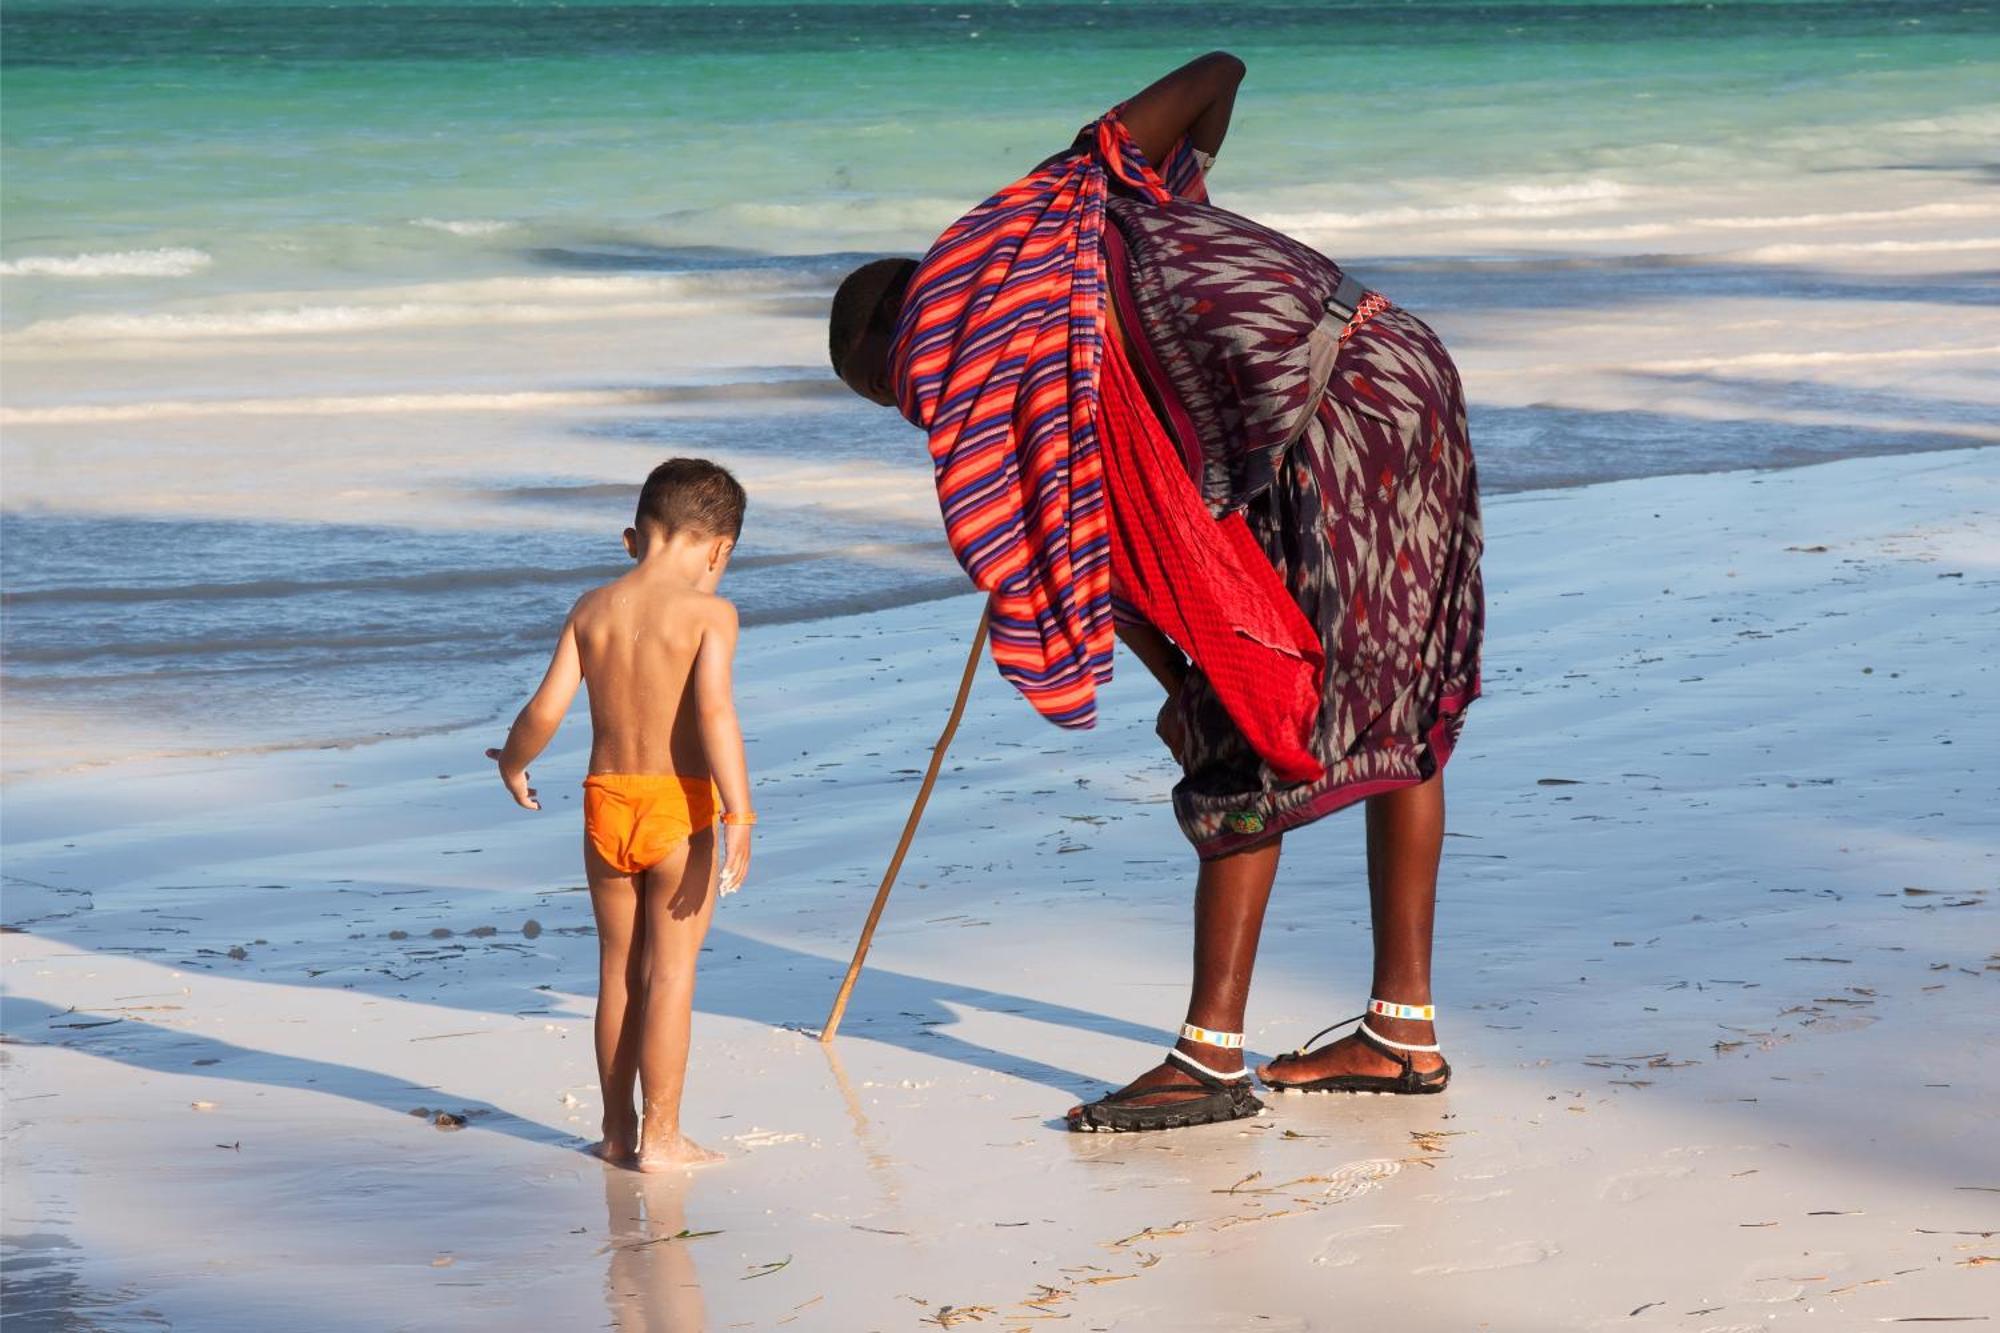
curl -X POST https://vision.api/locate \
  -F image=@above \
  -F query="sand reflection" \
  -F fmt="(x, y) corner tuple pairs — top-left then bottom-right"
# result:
(600, 1168), (710, 1332)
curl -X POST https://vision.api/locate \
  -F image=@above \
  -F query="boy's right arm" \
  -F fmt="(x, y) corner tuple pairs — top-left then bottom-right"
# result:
(692, 598), (753, 892)
(486, 614), (583, 811)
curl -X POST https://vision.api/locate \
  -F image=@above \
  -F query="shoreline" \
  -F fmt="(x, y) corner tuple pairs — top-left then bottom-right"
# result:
(5, 447), (1994, 1329)
(6, 444), (1993, 785)
(9, 131), (1996, 786)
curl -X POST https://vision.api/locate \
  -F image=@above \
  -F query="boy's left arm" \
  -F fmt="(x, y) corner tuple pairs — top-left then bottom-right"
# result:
(486, 616), (583, 811)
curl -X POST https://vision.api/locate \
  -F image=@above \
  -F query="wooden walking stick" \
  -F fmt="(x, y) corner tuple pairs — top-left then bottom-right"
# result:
(820, 605), (990, 1043)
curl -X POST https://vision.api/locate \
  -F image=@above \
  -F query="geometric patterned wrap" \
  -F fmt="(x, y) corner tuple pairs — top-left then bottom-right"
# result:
(1104, 192), (1485, 857)
(1108, 193), (1360, 517)
(1168, 303), (1485, 858)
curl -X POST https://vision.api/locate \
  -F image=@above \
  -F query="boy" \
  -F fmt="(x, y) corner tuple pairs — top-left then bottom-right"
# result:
(487, 457), (754, 1171)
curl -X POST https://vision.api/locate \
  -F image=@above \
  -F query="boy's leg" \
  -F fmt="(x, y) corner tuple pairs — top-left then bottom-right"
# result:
(1255, 771), (1448, 1082)
(586, 845), (648, 1159)
(635, 828), (722, 1170)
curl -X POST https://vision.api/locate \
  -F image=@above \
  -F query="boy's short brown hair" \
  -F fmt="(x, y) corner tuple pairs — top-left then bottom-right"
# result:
(635, 458), (746, 540)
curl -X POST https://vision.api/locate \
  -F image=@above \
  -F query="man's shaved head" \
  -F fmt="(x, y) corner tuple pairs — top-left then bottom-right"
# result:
(830, 257), (917, 406)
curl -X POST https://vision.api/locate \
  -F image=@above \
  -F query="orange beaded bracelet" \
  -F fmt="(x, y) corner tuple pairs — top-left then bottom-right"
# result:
(720, 810), (758, 827)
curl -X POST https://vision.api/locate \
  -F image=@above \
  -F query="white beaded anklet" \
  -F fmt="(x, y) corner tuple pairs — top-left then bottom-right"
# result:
(1359, 997), (1439, 1053)
(1170, 1022), (1250, 1082)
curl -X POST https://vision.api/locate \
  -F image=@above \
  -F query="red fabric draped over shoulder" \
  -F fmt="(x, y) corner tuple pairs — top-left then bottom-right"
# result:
(1096, 321), (1326, 785)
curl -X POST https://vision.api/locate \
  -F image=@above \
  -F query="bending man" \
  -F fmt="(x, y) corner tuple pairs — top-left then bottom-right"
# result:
(831, 53), (1484, 1132)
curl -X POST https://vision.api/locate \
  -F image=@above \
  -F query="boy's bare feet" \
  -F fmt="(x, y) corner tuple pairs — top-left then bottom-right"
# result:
(587, 1107), (639, 1164)
(635, 1133), (724, 1172)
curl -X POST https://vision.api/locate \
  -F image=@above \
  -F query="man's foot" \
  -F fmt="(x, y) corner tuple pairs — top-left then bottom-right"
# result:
(634, 1132), (724, 1172)
(1257, 1015), (1448, 1092)
(1065, 1037), (1244, 1117)
(586, 1138), (636, 1164)
(1065, 1038), (1263, 1132)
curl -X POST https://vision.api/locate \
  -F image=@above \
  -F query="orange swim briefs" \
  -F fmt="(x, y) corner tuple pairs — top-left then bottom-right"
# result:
(582, 774), (720, 875)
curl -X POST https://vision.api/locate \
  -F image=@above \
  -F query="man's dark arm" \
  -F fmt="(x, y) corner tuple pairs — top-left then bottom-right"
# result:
(1117, 52), (1246, 167)
(1118, 620), (1189, 695)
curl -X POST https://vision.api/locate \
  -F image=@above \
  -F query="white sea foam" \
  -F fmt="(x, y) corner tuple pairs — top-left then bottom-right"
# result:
(0, 372), (847, 423)
(0, 247), (213, 278)
(11, 301), (674, 342)
(1467, 200), (2000, 245)
(1630, 344), (2000, 374)
(1698, 200), (1996, 230)
(715, 195), (966, 242)
(410, 217), (516, 236)
(10, 271), (809, 343)
(1258, 180), (1638, 233)
(1499, 180), (1634, 204)
(0, 388), (670, 424)
(418, 272), (801, 301)
(1731, 236), (2000, 261)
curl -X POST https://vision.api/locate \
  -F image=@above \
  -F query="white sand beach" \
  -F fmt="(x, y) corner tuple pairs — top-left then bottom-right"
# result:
(5, 446), (1994, 1330)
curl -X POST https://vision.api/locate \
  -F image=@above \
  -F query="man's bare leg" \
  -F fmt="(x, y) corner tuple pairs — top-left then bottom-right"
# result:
(635, 828), (725, 1171)
(1256, 772), (1448, 1083)
(585, 848), (647, 1162)
(1068, 838), (1281, 1114)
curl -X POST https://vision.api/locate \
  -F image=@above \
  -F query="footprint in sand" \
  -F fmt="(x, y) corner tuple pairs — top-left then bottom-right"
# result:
(1411, 1239), (1560, 1276)
(1599, 1162), (1696, 1203)
(1314, 1157), (1403, 1204)
(1313, 1221), (1404, 1269)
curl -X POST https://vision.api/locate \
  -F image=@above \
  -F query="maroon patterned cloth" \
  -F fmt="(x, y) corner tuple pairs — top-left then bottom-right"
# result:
(1104, 189), (1485, 858)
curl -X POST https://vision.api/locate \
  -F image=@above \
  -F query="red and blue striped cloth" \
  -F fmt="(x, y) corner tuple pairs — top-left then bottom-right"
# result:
(891, 112), (1206, 730)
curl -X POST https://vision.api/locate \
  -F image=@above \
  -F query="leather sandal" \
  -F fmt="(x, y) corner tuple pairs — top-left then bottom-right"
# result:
(1067, 1024), (1265, 1133)
(1261, 998), (1451, 1095)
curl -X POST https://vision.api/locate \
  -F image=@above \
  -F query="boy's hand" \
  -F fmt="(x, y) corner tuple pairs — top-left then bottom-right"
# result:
(719, 825), (752, 896)
(485, 747), (540, 810)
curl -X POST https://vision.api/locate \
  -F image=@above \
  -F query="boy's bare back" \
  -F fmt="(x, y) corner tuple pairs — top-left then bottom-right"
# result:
(487, 456), (752, 880)
(571, 569), (736, 778)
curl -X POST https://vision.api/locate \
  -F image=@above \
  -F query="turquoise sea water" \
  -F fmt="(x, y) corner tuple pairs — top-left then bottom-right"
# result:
(6, 1), (1997, 304)
(4, 2), (1997, 765)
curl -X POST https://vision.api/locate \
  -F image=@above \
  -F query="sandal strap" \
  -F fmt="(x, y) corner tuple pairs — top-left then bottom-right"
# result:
(1165, 1046), (1251, 1087)
(1178, 1022), (1244, 1049)
(1087, 1050), (1248, 1107)
(1357, 1020), (1440, 1055)
(1289, 1013), (1366, 1058)
(1354, 1024), (1451, 1093)
(1089, 1080), (1225, 1107)
(1281, 1006), (1442, 1061)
